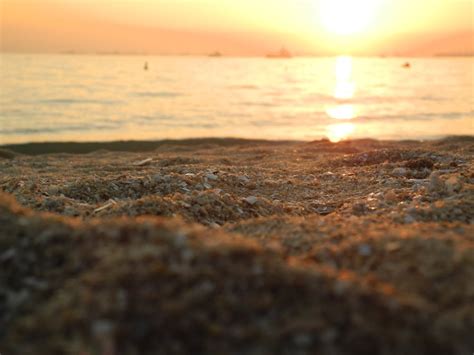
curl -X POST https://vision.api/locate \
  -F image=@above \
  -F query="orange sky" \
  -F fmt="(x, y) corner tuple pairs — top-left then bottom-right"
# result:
(1, 0), (473, 55)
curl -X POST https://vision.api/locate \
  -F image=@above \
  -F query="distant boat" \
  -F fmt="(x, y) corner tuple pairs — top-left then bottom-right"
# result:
(402, 62), (411, 68)
(209, 51), (222, 57)
(266, 48), (293, 59)
(144, 62), (149, 70)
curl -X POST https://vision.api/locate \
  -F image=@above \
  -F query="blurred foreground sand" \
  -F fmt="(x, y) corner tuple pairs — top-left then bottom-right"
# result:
(1, 137), (473, 354)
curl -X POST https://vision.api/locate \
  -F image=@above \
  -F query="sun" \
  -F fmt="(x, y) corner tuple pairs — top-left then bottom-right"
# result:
(319, 0), (382, 36)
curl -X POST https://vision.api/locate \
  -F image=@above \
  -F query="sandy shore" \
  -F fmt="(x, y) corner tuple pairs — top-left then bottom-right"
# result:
(1, 137), (473, 354)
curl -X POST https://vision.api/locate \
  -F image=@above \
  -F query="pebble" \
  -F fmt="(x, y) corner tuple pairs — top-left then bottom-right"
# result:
(162, 175), (172, 183)
(92, 320), (115, 337)
(205, 173), (218, 181)
(8, 289), (30, 309)
(406, 206), (418, 215)
(244, 196), (258, 205)
(333, 279), (351, 295)
(352, 202), (368, 215)
(445, 176), (462, 195)
(238, 175), (250, 184)
(385, 242), (401, 252)
(23, 277), (48, 290)
(1, 248), (16, 262)
(434, 200), (445, 209)
(152, 174), (163, 183)
(64, 206), (78, 216)
(428, 171), (445, 193)
(384, 190), (398, 203)
(321, 329), (338, 343)
(408, 179), (429, 191)
(392, 167), (407, 177)
(47, 185), (60, 196)
(358, 244), (372, 256)
(404, 214), (416, 224)
(404, 158), (434, 170)
(293, 333), (313, 347)
(195, 194), (209, 205)
(43, 198), (63, 211)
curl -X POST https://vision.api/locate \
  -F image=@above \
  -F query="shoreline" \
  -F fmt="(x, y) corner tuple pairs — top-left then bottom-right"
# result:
(1, 138), (297, 156)
(2, 135), (472, 156)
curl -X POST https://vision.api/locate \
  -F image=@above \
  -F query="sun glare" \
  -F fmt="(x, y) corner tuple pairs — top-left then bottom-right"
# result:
(327, 123), (356, 143)
(319, 0), (383, 36)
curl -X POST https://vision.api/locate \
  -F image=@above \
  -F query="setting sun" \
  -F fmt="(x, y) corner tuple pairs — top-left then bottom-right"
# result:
(319, 0), (383, 35)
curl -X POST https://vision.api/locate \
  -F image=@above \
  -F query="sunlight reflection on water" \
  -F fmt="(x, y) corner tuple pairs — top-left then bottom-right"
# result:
(0, 54), (472, 144)
(326, 104), (357, 120)
(334, 56), (356, 100)
(326, 56), (358, 142)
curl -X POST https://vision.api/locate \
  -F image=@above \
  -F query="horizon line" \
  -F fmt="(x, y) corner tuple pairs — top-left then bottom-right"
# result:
(1, 50), (473, 58)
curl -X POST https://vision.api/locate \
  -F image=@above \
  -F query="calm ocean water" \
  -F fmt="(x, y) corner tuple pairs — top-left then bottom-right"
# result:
(0, 54), (472, 144)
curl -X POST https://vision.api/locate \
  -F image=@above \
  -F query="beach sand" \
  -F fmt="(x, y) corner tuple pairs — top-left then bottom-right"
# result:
(1, 137), (473, 354)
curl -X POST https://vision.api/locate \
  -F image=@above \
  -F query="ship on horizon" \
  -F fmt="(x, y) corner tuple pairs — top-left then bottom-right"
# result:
(266, 47), (293, 59)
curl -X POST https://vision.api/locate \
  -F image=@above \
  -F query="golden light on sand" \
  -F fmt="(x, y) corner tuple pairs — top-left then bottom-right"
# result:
(319, 0), (383, 36)
(327, 122), (355, 142)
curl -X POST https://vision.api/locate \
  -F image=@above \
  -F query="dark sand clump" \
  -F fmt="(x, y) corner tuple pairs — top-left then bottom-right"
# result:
(1, 137), (473, 354)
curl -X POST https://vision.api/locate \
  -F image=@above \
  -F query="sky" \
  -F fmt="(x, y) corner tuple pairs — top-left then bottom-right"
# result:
(1, 0), (473, 55)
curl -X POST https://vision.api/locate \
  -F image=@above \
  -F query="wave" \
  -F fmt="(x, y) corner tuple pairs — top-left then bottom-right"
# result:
(133, 92), (183, 98)
(39, 99), (121, 105)
(227, 85), (260, 90)
(0, 122), (124, 135)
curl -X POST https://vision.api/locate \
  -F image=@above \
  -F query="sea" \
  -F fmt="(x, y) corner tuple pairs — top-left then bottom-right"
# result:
(0, 54), (472, 144)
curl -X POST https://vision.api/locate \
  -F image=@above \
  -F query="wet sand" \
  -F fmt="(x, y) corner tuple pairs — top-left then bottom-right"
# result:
(1, 137), (473, 354)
